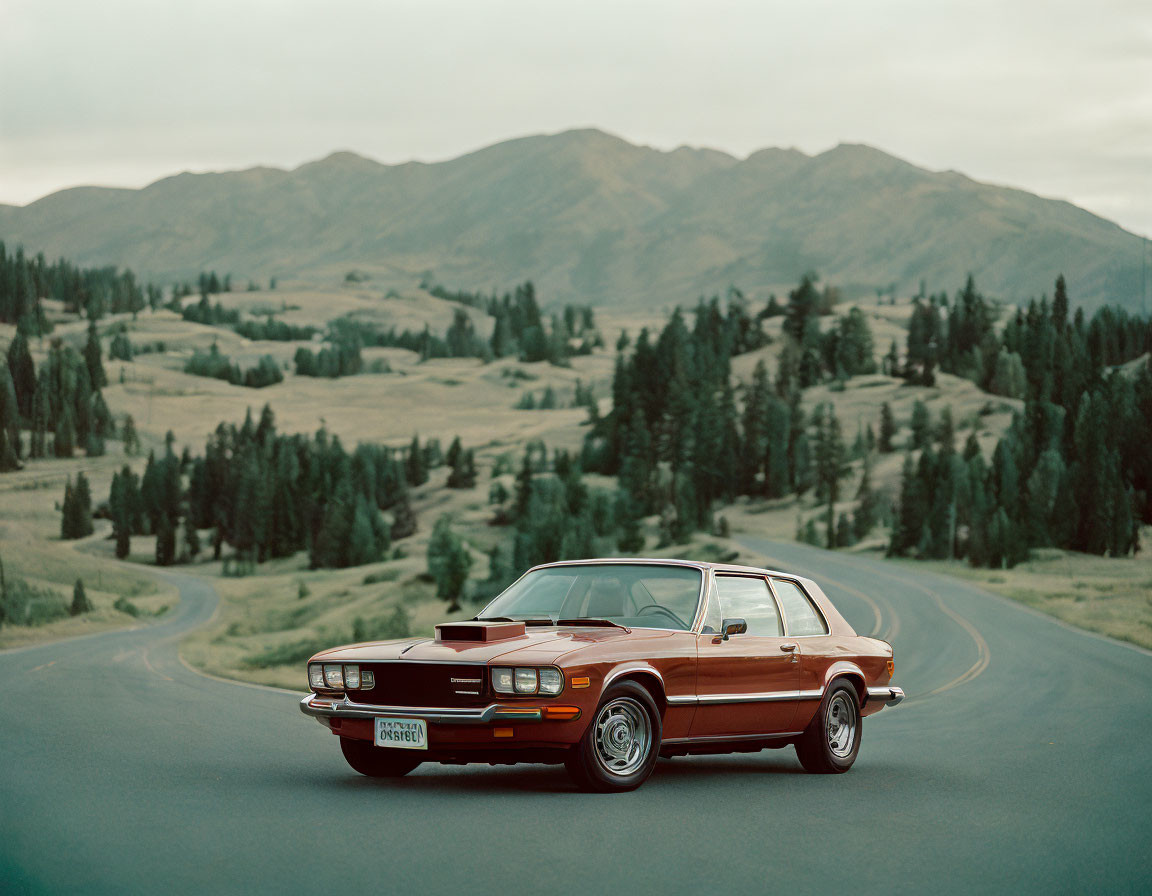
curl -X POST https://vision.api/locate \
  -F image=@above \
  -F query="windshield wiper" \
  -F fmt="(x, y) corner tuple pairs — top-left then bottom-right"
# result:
(556, 618), (631, 632)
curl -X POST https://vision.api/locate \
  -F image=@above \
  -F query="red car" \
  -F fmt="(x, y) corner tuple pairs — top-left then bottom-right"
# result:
(300, 559), (904, 792)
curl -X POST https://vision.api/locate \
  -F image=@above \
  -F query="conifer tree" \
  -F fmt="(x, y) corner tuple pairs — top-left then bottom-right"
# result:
(0, 365), (20, 471)
(84, 322), (107, 389)
(390, 484), (417, 540)
(54, 404), (76, 458)
(909, 401), (931, 450)
(122, 415), (140, 456)
(427, 515), (472, 612)
(6, 331), (35, 420)
(70, 579), (92, 616)
(405, 435), (428, 486)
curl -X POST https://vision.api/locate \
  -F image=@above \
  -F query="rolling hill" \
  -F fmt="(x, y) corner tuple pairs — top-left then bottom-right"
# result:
(0, 128), (1145, 310)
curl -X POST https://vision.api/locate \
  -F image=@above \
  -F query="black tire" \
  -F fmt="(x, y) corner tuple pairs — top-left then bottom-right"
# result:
(339, 737), (422, 778)
(566, 681), (662, 793)
(795, 679), (862, 774)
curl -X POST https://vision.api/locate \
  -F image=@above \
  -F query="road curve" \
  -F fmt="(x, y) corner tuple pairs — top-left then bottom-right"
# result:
(1, 544), (1149, 895)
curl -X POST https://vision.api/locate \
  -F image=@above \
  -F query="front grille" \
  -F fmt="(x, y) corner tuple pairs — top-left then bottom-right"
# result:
(354, 663), (488, 707)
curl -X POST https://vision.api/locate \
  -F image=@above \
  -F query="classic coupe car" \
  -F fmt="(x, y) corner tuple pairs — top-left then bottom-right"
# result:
(300, 559), (904, 792)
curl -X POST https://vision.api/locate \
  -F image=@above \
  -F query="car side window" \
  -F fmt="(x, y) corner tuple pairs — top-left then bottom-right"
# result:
(770, 578), (828, 636)
(714, 576), (782, 637)
(700, 579), (722, 633)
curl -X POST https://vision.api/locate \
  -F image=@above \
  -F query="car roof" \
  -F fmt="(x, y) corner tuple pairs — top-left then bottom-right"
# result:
(529, 557), (811, 584)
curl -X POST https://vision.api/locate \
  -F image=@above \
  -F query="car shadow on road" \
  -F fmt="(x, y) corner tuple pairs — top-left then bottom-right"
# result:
(294, 752), (857, 796)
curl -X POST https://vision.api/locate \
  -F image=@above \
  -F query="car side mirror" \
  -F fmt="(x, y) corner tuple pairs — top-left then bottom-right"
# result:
(720, 618), (747, 641)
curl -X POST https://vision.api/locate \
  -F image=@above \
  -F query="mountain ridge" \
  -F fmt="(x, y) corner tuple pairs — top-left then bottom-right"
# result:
(0, 128), (1144, 310)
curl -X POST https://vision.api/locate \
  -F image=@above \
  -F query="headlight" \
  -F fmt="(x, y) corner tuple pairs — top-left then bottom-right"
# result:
(492, 667), (563, 696)
(361, 669), (374, 689)
(323, 664), (344, 689)
(308, 664), (326, 690)
(538, 668), (563, 695)
(514, 668), (538, 694)
(492, 667), (514, 694)
(344, 665), (360, 689)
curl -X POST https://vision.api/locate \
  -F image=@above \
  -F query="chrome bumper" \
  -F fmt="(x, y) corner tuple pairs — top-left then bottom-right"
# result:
(299, 693), (543, 725)
(866, 686), (905, 707)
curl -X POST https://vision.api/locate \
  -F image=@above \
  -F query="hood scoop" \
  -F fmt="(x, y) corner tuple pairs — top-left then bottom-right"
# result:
(435, 621), (526, 642)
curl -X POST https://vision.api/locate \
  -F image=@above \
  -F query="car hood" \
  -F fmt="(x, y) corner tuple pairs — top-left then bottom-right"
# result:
(311, 626), (677, 666)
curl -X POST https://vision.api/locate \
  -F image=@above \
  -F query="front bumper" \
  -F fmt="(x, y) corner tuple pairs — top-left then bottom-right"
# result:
(299, 693), (550, 725)
(865, 686), (905, 707)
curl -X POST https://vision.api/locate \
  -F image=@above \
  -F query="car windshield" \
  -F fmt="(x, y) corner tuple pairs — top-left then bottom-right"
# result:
(478, 563), (703, 632)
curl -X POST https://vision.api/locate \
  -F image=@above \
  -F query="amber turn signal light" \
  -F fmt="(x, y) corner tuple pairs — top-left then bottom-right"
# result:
(543, 706), (582, 721)
(570, 676), (591, 689)
(887, 659), (895, 676)
(494, 728), (515, 738)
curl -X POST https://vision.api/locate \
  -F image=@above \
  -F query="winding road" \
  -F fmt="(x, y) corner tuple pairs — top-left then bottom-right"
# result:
(1, 541), (1150, 894)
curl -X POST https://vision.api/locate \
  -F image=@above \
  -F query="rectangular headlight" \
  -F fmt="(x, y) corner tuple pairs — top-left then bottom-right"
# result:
(538, 668), (563, 695)
(344, 665), (360, 689)
(323, 664), (344, 689)
(308, 664), (326, 690)
(514, 668), (538, 694)
(361, 669), (374, 689)
(492, 667), (514, 694)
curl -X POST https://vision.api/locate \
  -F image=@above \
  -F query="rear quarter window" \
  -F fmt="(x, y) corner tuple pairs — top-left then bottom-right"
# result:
(771, 578), (828, 636)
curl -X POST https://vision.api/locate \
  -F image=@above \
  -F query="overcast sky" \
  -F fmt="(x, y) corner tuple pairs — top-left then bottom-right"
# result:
(2, 0), (1149, 235)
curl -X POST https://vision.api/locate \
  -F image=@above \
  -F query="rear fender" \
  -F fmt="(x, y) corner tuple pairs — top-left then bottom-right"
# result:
(822, 661), (867, 706)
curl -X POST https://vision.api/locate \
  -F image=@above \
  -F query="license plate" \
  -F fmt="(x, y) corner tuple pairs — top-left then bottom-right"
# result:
(374, 717), (428, 750)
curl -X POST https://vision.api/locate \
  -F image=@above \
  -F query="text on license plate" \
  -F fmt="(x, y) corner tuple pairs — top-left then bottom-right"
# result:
(374, 717), (428, 750)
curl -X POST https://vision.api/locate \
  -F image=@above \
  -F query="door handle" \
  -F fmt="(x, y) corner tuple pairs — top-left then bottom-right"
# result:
(780, 643), (798, 652)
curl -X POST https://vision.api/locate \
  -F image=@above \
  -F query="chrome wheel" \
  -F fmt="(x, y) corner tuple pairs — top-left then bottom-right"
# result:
(593, 697), (652, 776)
(826, 692), (858, 758)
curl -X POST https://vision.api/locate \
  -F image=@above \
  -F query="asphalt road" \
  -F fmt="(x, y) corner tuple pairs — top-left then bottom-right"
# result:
(1, 542), (1150, 895)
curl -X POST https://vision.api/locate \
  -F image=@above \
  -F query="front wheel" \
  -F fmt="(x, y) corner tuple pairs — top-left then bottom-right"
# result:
(566, 681), (662, 793)
(795, 680), (862, 774)
(339, 737), (422, 778)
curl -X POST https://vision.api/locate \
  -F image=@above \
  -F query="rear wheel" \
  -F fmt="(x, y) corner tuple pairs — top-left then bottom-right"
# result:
(566, 681), (661, 793)
(339, 737), (422, 778)
(795, 680), (862, 774)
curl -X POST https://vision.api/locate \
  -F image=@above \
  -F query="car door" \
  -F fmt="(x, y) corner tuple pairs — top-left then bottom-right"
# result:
(689, 574), (801, 738)
(769, 576), (835, 729)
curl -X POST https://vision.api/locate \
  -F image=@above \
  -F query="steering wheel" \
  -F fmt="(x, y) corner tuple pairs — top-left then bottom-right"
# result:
(636, 605), (688, 629)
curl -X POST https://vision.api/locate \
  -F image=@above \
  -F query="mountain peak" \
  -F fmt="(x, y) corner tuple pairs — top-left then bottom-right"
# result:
(0, 130), (1143, 312)
(300, 150), (381, 171)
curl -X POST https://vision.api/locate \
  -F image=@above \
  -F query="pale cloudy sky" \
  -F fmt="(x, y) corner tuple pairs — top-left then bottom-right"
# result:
(2, 0), (1150, 235)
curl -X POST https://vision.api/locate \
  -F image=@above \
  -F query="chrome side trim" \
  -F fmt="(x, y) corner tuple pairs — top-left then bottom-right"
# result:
(603, 665), (666, 690)
(866, 686), (905, 707)
(662, 731), (805, 745)
(299, 694), (543, 725)
(666, 688), (824, 707)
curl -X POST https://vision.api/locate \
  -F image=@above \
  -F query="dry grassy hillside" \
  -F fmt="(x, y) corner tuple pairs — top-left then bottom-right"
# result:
(1, 282), (1145, 675)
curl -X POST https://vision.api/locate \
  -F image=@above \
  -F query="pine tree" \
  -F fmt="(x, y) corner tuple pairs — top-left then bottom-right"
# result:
(122, 415), (140, 456)
(184, 521), (201, 561)
(70, 579), (92, 616)
(54, 404), (77, 458)
(426, 515), (472, 612)
(348, 497), (384, 567)
(909, 401), (931, 450)
(405, 435), (428, 486)
(889, 455), (926, 556)
(812, 405), (846, 548)
(84, 322), (107, 389)
(155, 515), (176, 566)
(390, 484), (417, 540)
(6, 331), (35, 420)
(29, 375), (49, 459)
(0, 365), (20, 471)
